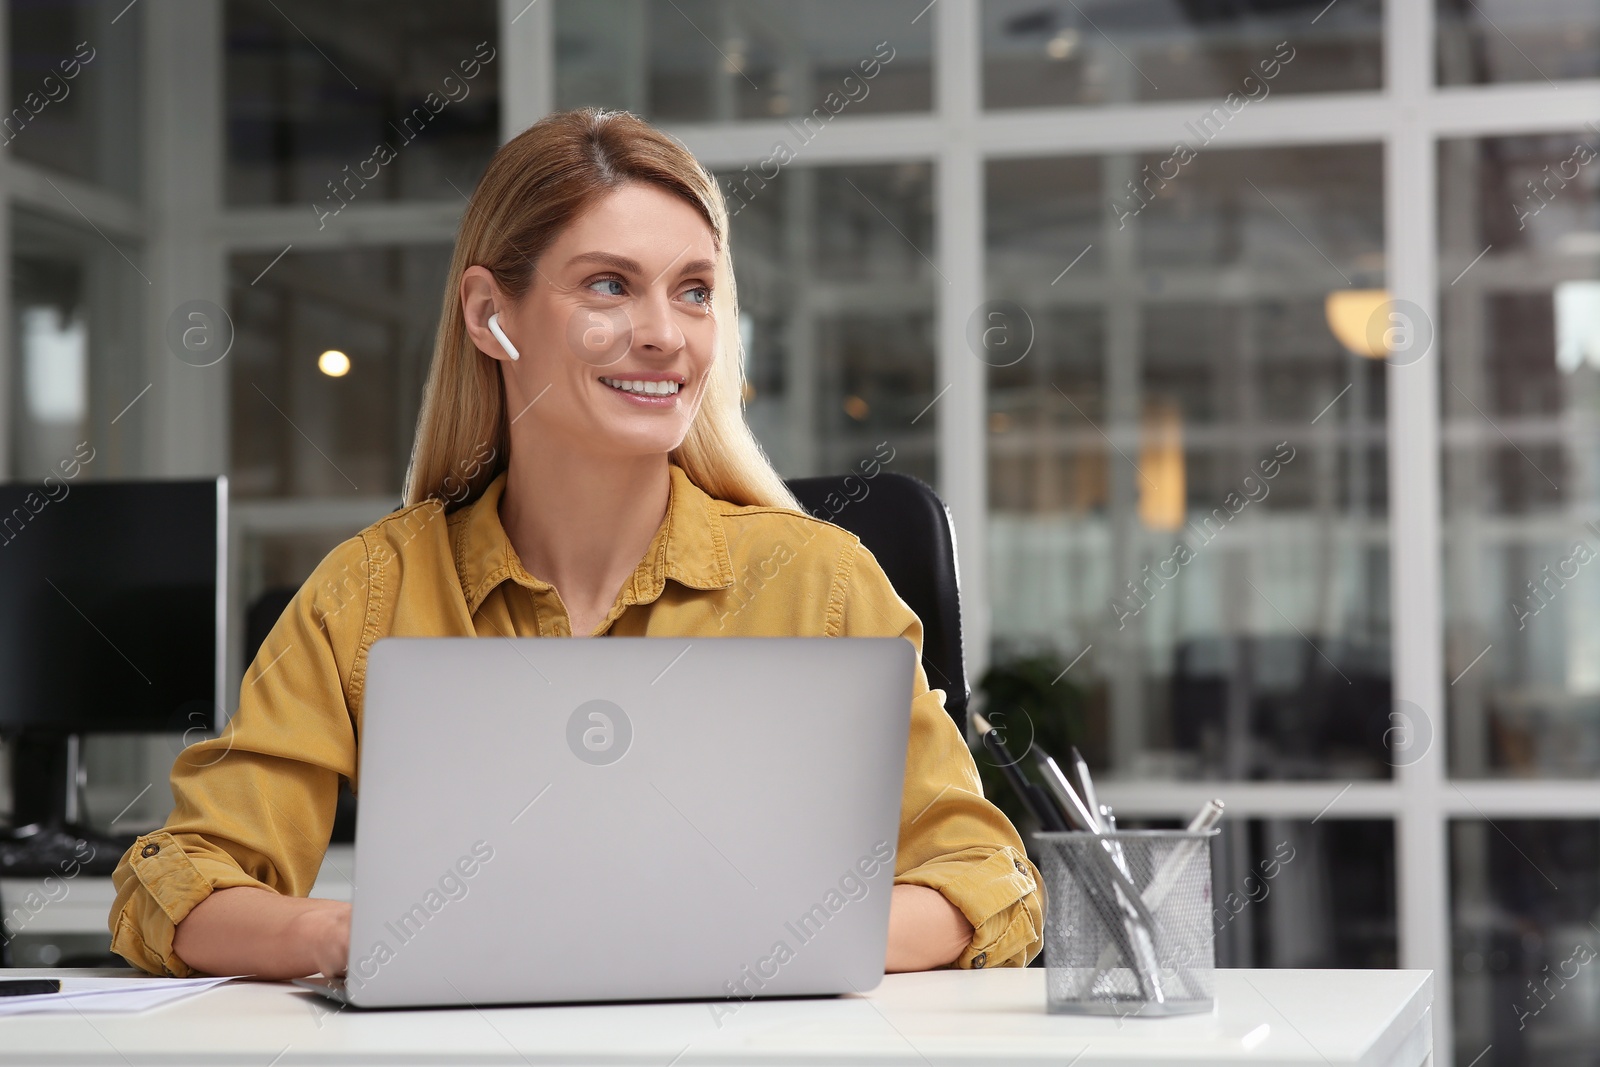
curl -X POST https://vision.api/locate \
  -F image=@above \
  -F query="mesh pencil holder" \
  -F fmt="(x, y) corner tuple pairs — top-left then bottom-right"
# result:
(1031, 829), (1219, 1016)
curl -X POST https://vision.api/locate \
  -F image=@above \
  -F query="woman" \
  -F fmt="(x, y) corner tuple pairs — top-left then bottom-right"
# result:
(110, 108), (1043, 980)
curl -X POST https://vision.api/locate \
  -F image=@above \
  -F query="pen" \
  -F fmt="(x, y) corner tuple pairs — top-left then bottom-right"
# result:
(1067, 747), (1136, 897)
(1186, 798), (1226, 833)
(1082, 798), (1227, 997)
(0, 979), (60, 997)
(1069, 747), (1104, 832)
(1140, 798), (1225, 910)
(1032, 749), (1166, 1004)
(1026, 782), (1072, 832)
(971, 713), (1069, 832)
(1071, 751), (1139, 931)
(1034, 753), (1100, 832)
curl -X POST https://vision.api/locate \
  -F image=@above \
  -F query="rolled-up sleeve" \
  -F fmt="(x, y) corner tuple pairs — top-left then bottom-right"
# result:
(109, 536), (370, 976)
(834, 539), (1044, 969)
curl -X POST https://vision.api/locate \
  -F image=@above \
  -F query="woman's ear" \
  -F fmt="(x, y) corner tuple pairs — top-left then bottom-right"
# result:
(460, 265), (517, 364)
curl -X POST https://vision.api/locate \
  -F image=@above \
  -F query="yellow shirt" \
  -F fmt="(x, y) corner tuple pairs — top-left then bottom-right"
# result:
(109, 463), (1043, 976)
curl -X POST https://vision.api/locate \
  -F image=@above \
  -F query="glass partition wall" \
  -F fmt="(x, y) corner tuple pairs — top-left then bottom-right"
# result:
(986, 143), (1391, 782)
(560, 4), (1600, 1063)
(2, 2), (1598, 1061)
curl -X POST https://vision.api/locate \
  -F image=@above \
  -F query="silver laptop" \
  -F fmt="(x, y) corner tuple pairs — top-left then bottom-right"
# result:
(295, 636), (915, 1009)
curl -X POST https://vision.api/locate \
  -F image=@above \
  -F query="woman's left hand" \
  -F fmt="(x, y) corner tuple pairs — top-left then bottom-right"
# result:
(884, 883), (974, 972)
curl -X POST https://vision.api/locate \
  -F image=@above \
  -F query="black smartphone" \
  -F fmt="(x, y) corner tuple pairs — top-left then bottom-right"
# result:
(0, 978), (60, 997)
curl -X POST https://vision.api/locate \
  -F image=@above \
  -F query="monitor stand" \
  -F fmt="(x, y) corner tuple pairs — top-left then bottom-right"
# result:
(2, 734), (131, 877)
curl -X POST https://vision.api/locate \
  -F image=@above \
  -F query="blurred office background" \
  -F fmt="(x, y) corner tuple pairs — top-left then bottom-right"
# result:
(0, 0), (1597, 1060)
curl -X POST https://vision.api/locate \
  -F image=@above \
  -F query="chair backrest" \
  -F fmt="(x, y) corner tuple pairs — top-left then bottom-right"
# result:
(784, 472), (968, 729)
(245, 586), (298, 669)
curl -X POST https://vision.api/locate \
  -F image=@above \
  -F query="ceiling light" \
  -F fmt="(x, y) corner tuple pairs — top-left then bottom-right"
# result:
(1046, 30), (1080, 59)
(318, 350), (351, 377)
(1139, 399), (1185, 532)
(1324, 289), (1392, 359)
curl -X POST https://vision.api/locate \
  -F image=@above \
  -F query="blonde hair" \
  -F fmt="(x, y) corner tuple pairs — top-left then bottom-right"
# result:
(403, 107), (797, 512)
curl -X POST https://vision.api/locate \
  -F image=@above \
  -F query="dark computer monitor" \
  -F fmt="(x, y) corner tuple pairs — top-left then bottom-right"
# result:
(0, 477), (225, 830)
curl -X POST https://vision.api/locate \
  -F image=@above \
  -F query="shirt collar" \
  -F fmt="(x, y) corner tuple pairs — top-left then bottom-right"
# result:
(454, 463), (736, 616)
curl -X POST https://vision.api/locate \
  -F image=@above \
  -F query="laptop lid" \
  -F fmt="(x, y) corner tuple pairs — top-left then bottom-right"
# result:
(344, 636), (915, 1009)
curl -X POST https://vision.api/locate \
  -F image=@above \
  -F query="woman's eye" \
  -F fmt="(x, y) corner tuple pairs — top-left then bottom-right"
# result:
(588, 278), (626, 297)
(683, 286), (711, 306)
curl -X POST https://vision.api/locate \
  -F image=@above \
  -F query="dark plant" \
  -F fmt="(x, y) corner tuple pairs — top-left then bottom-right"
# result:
(971, 651), (1091, 836)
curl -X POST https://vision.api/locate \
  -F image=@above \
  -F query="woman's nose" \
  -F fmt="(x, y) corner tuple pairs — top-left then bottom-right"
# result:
(629, 289), (684, 354)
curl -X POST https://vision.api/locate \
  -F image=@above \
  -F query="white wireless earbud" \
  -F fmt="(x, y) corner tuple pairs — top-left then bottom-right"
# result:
(487, 312), (520, 362)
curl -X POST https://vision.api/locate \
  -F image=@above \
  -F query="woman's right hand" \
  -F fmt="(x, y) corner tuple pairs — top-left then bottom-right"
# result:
(290, 899), (352, 978)
(173, 887), (351, 979)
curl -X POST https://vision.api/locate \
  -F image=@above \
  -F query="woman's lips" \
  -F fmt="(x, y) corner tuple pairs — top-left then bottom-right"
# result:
(598, 376), (682, 406)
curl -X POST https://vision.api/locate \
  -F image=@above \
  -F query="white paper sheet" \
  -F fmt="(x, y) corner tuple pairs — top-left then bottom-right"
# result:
(0, 976), (233, 1016)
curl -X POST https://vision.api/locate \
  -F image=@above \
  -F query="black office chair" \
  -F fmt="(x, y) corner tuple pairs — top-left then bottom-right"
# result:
(244, 587), (297, 668)
(784, 472), (969, 730)
(244, 587), (359, 843)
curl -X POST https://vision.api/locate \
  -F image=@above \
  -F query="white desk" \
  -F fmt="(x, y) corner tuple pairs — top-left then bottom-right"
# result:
(0, 967), (1431, 1066)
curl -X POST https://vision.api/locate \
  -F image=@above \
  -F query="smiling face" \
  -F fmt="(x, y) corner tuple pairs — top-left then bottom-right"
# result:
(461, 182), (722, 462)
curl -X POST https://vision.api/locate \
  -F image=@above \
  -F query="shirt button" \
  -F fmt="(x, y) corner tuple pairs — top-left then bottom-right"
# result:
(972, 952), (987, 969)
(1013, 859), (1025, 873)
(140, 843), (160, 858)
